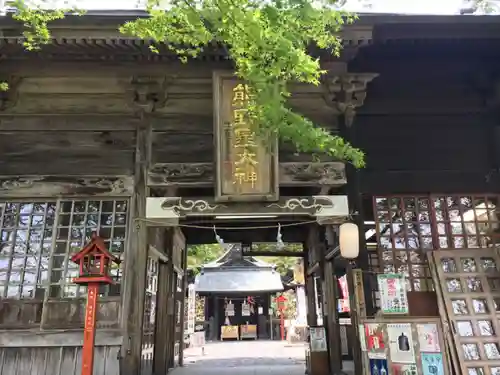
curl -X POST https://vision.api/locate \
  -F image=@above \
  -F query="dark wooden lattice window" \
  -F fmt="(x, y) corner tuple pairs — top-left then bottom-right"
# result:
(374, 196), (433, 292)
(0, 199), (129, 299)
(374, 195), (500, 293)
(432, 195), (500, 250)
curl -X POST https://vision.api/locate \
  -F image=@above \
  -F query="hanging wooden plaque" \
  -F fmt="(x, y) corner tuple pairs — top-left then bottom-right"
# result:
(213, 71), (279, 202)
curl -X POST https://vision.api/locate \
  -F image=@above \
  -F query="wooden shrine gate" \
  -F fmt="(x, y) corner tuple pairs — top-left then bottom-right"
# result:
(373, 195), (500, 375)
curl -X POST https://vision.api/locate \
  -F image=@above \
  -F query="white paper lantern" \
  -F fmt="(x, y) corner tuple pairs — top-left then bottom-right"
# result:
(339, 222), (359, 259)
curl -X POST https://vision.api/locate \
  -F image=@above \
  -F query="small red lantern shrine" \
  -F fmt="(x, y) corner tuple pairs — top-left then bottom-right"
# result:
(71, 232), (120, 375)
(71, 232), (120, 285)
(276, 294), (287, 309)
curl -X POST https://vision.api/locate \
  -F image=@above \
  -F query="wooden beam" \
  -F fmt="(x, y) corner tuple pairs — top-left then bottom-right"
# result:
(359, 169), (498, 194)
(306, 262), (320, 276)
(242, 250), (306, 257)
(0, 175), (133, 198)
(145, 195), (349, 225)
(0, 115), (140, 131)
(325, 245), (340, 261)
(148, 162), (346, 187)
(182, 222), (308, 245)
(0, 330), (122, 347)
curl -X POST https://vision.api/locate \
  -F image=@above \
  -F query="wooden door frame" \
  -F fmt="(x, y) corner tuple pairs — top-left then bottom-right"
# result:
(152, 255), (169, 375)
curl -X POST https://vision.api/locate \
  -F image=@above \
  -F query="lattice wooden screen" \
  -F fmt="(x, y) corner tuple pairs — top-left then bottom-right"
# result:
(373, 195), (500, 292)
(374, 196), (433, 292)
(0, 199), (128, 299)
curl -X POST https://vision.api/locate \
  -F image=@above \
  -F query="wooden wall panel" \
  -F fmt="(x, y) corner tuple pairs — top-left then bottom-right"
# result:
(0, 345), (120, 375)
(354, 115), (491, 193)
(356, 115), (488, 171)
(348, 51), (494, 194)
(0, 131), (135, 175)
(0, 299), (121, 330)
(152, 131), (213, 163)
(353, 49), (485, 115)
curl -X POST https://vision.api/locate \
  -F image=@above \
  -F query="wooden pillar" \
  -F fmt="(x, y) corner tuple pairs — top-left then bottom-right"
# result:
(323, 260), (343, 374)
(303, 251), (317, 326)
(165, 229), (177, 370)
(338, 114), (374, 315)
(213, 294), (220, 340)
(153, 229), (173, 375)
(338, 113), (370, 375)
(121, 109), (152, 375)
(306, 224), (330, 375)
(153, 257), (168, 375)
(178, 243), (189, 366)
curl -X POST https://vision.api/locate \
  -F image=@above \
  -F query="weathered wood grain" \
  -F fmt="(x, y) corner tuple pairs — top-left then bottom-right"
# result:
(0, 299), (121, 330)
(10, 94), (135, 114)
(147, 162), (346, 187)
(120, 102), (153, 375)
(0, 131), (136, 175)
(0, 115), (140, 131)
(43, 299), (121, 329)
(0, 345), (120, 375)
(0, 175), (133, 197)
(151, 134), (337, 164)
(0, 330), (122, 347)
(0, 299), (43, 329)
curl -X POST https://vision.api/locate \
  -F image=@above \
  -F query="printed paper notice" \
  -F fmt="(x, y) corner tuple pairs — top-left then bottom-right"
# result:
(416, 323), (440, 352)
(387, 323), (415, 363)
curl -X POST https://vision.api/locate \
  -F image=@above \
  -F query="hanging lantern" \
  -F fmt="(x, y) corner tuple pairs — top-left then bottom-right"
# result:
(339, 222), (360, 260)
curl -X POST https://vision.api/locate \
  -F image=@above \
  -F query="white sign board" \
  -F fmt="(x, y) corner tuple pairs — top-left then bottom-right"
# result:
(377, 273), (409, 315)
(187, 284), (196, 334)
(310, 327), (327, 352)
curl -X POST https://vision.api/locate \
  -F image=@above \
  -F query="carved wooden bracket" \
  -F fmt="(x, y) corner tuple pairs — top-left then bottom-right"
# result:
(129, 76), (172, 113)
(147, 162), (346, 187)
(322, 73), (379, 126)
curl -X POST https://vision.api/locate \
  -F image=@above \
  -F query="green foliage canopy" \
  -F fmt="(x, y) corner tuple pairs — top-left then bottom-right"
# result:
(9, 0), (365, 167)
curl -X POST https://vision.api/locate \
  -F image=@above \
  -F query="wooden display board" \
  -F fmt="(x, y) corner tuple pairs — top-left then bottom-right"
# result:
(221, 325), (239, 340)
(358, 317), (450, 375)
(240, 324), (257, 339)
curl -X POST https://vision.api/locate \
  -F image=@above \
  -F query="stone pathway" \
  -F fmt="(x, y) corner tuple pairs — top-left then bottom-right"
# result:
(171, 341), (307, 375)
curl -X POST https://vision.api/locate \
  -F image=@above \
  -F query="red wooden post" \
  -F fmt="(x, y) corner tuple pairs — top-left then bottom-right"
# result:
(275, 295), (287, 341)
(280, 310), (285, 341)
(82, 284), (98, 375)
(71, 233), (120, 375)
